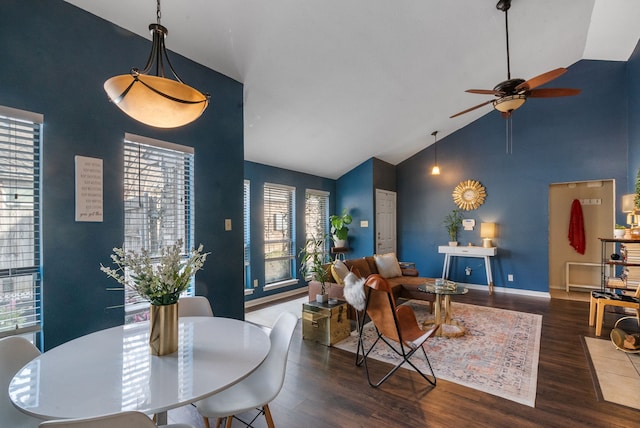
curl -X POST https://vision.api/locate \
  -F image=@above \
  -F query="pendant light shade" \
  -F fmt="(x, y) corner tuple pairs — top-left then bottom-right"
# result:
(431, 131), (440, 175)
(104, 3), (209, 128)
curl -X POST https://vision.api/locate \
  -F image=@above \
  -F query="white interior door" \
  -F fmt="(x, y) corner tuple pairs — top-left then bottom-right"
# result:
(376, 189), (396, 255)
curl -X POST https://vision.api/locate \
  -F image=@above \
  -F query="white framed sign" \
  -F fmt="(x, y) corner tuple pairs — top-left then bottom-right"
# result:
(75, 155), (103, 222)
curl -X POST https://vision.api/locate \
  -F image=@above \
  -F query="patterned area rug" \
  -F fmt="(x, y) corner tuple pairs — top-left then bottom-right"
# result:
(334, 300), (542, 407)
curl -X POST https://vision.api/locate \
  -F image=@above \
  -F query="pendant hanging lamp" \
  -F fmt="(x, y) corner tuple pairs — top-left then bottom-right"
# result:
(104, 0), (210, 128)
(431, 131), (440, 175)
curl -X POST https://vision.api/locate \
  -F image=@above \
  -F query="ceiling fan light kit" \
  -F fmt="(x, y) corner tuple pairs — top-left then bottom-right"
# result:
(450, 0), (580, 120)
(103, 0), (210, 128)
(493, 94), (526, 114)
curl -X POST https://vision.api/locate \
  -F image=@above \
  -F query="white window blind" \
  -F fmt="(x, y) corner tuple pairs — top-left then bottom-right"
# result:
(263, 183), (295, 285)
(303, 189), (329, 276)
(243, 180), (251, 289)
(305, 189), (329, 242)
(123, 133), (195, 324)
(0, 106), (42, 338)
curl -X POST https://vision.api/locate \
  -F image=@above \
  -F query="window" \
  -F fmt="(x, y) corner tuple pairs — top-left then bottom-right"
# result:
(303, 189), (329, 274)
(123, 133), (194, 323)
(263, 183), (295, 285)
(243, 180), (251, 290)
(0, 106), (42, 339)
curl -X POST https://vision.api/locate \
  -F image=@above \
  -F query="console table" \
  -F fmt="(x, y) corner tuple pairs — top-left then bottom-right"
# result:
(438, 245), (497, 294)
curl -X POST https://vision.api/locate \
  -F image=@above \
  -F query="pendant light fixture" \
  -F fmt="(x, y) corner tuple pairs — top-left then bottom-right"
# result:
(103, 0), (210, 128)
(431, 131), (440, 175)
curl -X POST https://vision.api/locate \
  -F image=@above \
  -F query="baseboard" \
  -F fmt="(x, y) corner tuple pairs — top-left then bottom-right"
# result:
(460, 282), (551, 299)
(244, 287), (308, 309)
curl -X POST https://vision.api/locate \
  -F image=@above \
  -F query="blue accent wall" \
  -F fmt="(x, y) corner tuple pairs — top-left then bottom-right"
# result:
(398, 59), (630, 292)
(1, 1), (244, 349)
(336, 159), (375, 257)
(628, 40), (640, 188)
(244, 161), (335, 301)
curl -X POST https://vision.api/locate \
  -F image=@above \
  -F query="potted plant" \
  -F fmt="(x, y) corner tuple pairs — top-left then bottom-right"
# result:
(444, 209), (464, 246)
(614, 224), (626, 239)
(330, 208), (352, 248)
(299, 234), (332, 303)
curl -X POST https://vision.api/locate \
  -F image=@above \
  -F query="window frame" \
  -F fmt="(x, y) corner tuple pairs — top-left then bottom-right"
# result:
(263, 183), (296, 288)
(0, 105), (42, 339)
(122, 133), (195, 323)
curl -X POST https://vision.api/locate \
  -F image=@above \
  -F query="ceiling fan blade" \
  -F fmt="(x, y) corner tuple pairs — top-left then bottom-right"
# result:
(466, 89), (501, 95)
(450, 99), (495, 118)
(527, 88), (581, 98)
(515, 68), (567, 92)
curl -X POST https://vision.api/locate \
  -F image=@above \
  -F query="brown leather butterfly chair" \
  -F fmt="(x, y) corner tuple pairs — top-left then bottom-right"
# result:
(356, 274), (439, 388)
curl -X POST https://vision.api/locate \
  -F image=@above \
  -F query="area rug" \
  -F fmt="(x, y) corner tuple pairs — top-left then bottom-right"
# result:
(334, 300), (542, 407)
(584, 336), (640, 410)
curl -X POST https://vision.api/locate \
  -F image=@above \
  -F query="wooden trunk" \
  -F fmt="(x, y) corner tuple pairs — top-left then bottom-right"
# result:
(302, 300), (350, 346)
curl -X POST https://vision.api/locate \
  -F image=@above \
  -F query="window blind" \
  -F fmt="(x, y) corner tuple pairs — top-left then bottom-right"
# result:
(243, 180), (251, 289)
(123, 134), (195, 323)
(0, 106), (42, 338)
(263, 183), (295, 284)
(304, 189), (329, 242)
(303, 189), (329, 277)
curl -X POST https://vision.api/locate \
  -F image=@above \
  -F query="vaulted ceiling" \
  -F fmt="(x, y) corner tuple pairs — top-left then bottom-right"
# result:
(66, 0), (640, 179)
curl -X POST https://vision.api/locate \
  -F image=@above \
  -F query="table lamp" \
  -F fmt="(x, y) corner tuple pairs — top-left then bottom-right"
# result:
(480, 222), (496, 248)
(622, 193), (638, 227)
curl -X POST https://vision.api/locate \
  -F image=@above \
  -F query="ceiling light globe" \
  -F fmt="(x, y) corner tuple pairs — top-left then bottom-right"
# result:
(493, 94), (526, 113)
(104, 75), (209, 128)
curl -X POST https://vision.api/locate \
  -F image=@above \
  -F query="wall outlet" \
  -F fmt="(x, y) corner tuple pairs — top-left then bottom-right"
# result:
(225, 218), (232, 231)
(508, 274), (514, 282)
(253, 279), (258, 288)
(360, 220), (369, 228)
(465, 266), (472, 275)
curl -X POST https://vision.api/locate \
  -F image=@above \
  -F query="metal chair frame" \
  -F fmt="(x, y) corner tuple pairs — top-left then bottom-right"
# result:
(355, 274), (438, 388)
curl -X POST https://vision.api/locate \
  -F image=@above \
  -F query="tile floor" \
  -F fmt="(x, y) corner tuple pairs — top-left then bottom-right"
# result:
(585, 336), (640, 410)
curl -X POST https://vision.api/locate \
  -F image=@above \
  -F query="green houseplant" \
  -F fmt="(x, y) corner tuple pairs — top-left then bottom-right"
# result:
(444, 209), (464, 246)
(299, 234), (332, 302)
(329, 208), (352, 247)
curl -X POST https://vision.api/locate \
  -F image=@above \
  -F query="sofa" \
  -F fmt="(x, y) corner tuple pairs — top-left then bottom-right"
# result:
(307, 254), (435, 314)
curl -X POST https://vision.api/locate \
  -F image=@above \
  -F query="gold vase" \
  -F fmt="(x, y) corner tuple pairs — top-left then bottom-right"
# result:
(149, 302), (178, 356)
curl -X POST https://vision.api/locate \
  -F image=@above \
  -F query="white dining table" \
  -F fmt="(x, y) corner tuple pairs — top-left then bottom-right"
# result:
(9, 316), (270, 424)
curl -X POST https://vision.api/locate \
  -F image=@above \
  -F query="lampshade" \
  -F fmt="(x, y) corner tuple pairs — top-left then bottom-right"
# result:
(104, 74), (208, 129)
(103, 2), (209, 128)
(493, 94), (526, 113)
(430, 130), (440, 175)
(622, 193), (636, 213)
(481, 222), (496, 248)
(481, 222), (496, 239)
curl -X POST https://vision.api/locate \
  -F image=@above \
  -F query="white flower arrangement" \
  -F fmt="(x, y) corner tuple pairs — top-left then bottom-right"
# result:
(101, 239), (209, 306)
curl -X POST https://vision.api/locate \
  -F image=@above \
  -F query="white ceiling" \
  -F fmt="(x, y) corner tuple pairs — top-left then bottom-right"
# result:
(66, 0), (640, 179)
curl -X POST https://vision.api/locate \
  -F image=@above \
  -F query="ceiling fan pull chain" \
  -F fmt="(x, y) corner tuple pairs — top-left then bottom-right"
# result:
(505, 116), (513, 154)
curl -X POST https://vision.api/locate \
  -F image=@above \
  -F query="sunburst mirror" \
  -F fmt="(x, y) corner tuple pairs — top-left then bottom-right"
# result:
(452, 179), (486, 210)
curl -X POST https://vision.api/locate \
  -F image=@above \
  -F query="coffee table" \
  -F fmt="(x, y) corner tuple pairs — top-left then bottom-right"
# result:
(418, 280), (468, 337)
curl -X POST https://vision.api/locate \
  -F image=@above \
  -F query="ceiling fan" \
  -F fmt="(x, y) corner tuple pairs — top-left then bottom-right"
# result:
(450, 0), (581, 119)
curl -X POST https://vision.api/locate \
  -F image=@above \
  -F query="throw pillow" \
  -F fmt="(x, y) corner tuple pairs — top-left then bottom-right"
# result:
(343, 272), (366, 311)
(330, 259), (349, 285)
(374, 252), (402, 278)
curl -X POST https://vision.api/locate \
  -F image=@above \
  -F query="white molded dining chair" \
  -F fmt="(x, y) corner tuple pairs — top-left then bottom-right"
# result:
(38, 411), (194, 428)
(195, 311), (298, 428)
(0, 336), (45, 428)
(178, 296), (214, 317)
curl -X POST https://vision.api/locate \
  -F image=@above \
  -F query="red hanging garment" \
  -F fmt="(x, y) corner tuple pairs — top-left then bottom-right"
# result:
(568, 199), (586, 255)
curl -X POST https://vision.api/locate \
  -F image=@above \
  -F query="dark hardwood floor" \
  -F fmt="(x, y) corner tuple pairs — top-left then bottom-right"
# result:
(170, 290), (639, 427)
